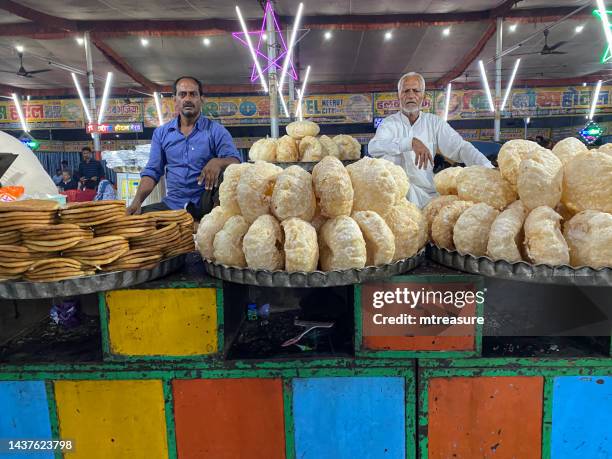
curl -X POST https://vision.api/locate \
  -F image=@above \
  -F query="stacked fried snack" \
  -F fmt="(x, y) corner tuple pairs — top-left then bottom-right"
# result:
(59, 200), (126, 227)
(0, 199), (196, 282)
(0, 199), (59, 231)
(95, 214), (156, 239)
(0, 245), (48, 280)
(63, 236), (130, 268)
(146, 210), (195, 257)
(21, 224), (93, 252)
(24, 258), (95, 282)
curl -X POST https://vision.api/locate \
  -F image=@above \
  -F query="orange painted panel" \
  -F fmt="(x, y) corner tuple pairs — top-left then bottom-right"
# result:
(428, 376), (543, 459)
(363, 335), (474, 351)
(173, 378), (286, 459)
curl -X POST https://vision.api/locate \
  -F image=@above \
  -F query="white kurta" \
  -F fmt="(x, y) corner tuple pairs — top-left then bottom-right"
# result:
(368, 111), (493, 207)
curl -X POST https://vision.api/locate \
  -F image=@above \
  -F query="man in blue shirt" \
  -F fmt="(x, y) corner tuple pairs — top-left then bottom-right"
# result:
(127, 76), (241, 215)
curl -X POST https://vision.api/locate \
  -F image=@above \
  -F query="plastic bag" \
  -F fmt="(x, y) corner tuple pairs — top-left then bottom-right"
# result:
(0, 186), (24, 202)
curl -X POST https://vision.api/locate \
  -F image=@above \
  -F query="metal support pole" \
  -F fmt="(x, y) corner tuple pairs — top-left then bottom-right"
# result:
(84, 32), (100, 152)
(494, 17), (502, 142)
(267, 6), (279, 138)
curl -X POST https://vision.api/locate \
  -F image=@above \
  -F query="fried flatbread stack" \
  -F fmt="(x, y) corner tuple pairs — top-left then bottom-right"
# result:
(58, 200), (126, 228)
(130, 222), (181, 251)
(0, 230), (21, 245)
(0, 199), (60, 231)
(101, 248), (164, 272)
(94, 215), (156, 239)
(21, 224), (94, 252)
(62, 236), (130, 267)
(0, 245), (49, 280)
(24, 258), (94, 282)
(147, 210), (195, 256)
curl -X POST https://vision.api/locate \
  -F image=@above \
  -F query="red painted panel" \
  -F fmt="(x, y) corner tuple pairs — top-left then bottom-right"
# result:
(428, 376), (543, 458)
(173, 378), (286, 459)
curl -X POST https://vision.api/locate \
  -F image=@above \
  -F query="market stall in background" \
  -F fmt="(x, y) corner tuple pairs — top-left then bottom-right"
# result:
(1, 1), (612, 458)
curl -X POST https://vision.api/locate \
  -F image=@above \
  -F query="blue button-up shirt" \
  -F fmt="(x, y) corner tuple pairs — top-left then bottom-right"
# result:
(141, 115), (241, 210)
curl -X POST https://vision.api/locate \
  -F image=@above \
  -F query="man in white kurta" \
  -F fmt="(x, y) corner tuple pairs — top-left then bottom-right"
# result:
(368, 72), (492, 207)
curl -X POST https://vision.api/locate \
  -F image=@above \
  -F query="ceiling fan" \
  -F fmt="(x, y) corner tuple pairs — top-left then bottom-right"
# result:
(0, 52), (52, 78)
(511, 29), (569, 56)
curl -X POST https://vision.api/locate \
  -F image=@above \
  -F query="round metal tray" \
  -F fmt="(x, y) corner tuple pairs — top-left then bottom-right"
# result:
(0, 255), (186, 300)
(429, 244), (612, 287)
(202, 249), (425, 287)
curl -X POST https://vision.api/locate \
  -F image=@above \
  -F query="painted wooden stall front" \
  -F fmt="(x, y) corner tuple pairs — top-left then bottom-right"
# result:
(1, 262), (611, 458)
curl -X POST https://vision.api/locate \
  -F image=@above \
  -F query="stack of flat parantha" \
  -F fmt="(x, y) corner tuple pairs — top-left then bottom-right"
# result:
(0, 245), (48, 280)
(58, 200), (126, 228)
(21, 224), (93, 252)
(130, 222), (181, 251)
(94, 215), (156, 239)
(101, 248), (164, 272)
(63, 236), (129, 267)
(0, 199), (59, 231)
(24, 258), (94, 282)
(147, 210), (195, 256)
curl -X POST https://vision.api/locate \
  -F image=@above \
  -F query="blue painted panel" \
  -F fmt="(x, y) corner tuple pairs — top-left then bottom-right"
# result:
(551, 376), (612, 459)
(292, 376), (405, 459)
(0, 381), (53, 459)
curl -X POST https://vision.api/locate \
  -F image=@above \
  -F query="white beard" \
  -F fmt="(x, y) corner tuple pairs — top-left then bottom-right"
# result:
(401, 105), (420, 116)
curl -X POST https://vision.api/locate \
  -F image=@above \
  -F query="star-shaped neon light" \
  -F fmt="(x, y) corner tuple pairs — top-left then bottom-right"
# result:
(593, 9), (612, 63)
(232, 1), (298, 83)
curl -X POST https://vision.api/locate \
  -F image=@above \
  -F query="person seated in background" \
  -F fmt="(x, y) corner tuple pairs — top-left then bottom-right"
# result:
(52, 169), (63, 186)
(59, 170), (78, 191)
(77, 146), (104, 190)
(94, 178), (117, 201)
(60, 159), (70, 172)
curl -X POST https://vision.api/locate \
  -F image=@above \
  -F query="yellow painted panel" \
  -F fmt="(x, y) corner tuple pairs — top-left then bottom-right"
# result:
(54, 380), (168, 459)
(106, 288), (217, 356)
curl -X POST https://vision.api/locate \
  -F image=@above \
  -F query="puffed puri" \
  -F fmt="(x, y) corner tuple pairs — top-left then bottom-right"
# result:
(562, 151), (612, 214)
(433, 166), (463, 195)
(431, 200), (474, 250)
(271, 166), (316, 222)
(286, 120), (320, 139)
(333, 135), (362, 160)
(552, 136), (587, 166)
(242, 214), (284, 270)
(312, 156), (354, 218)
(236, 161), (283, 223)
(563, 210), (612, 268)
(276, 135), (299, 162)
(523, 206), (570, 266)
(422, 195), (460, 237)
(517, 149), (563, 211)
(352, 210), (395, 266)
(379, 159), (410, 204)
(219, 163), (251, 215)
(212, 215), (250, 267)
(319, 135), (341, 158)
(486, 200), (527, 263)
(248, 138), (277, 162)
(281, 217), (319, 272)
(195, 206), (234, 260)
(385, 199), (428, 260)
(452, 203), (500, 257)
(497, 139), (544, 190)
(299, 136), (323, 162)
(318, 216), (367, 270)
(456, 166), (517, 210)
(346, 157), (396, 218)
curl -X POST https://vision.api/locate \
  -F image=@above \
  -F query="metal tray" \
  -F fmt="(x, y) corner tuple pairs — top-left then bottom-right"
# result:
(0, 255), (186, 300)
(202, 249), (425, 287)
(247, 159), (359, 172)
(429, 244), (612, 287)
